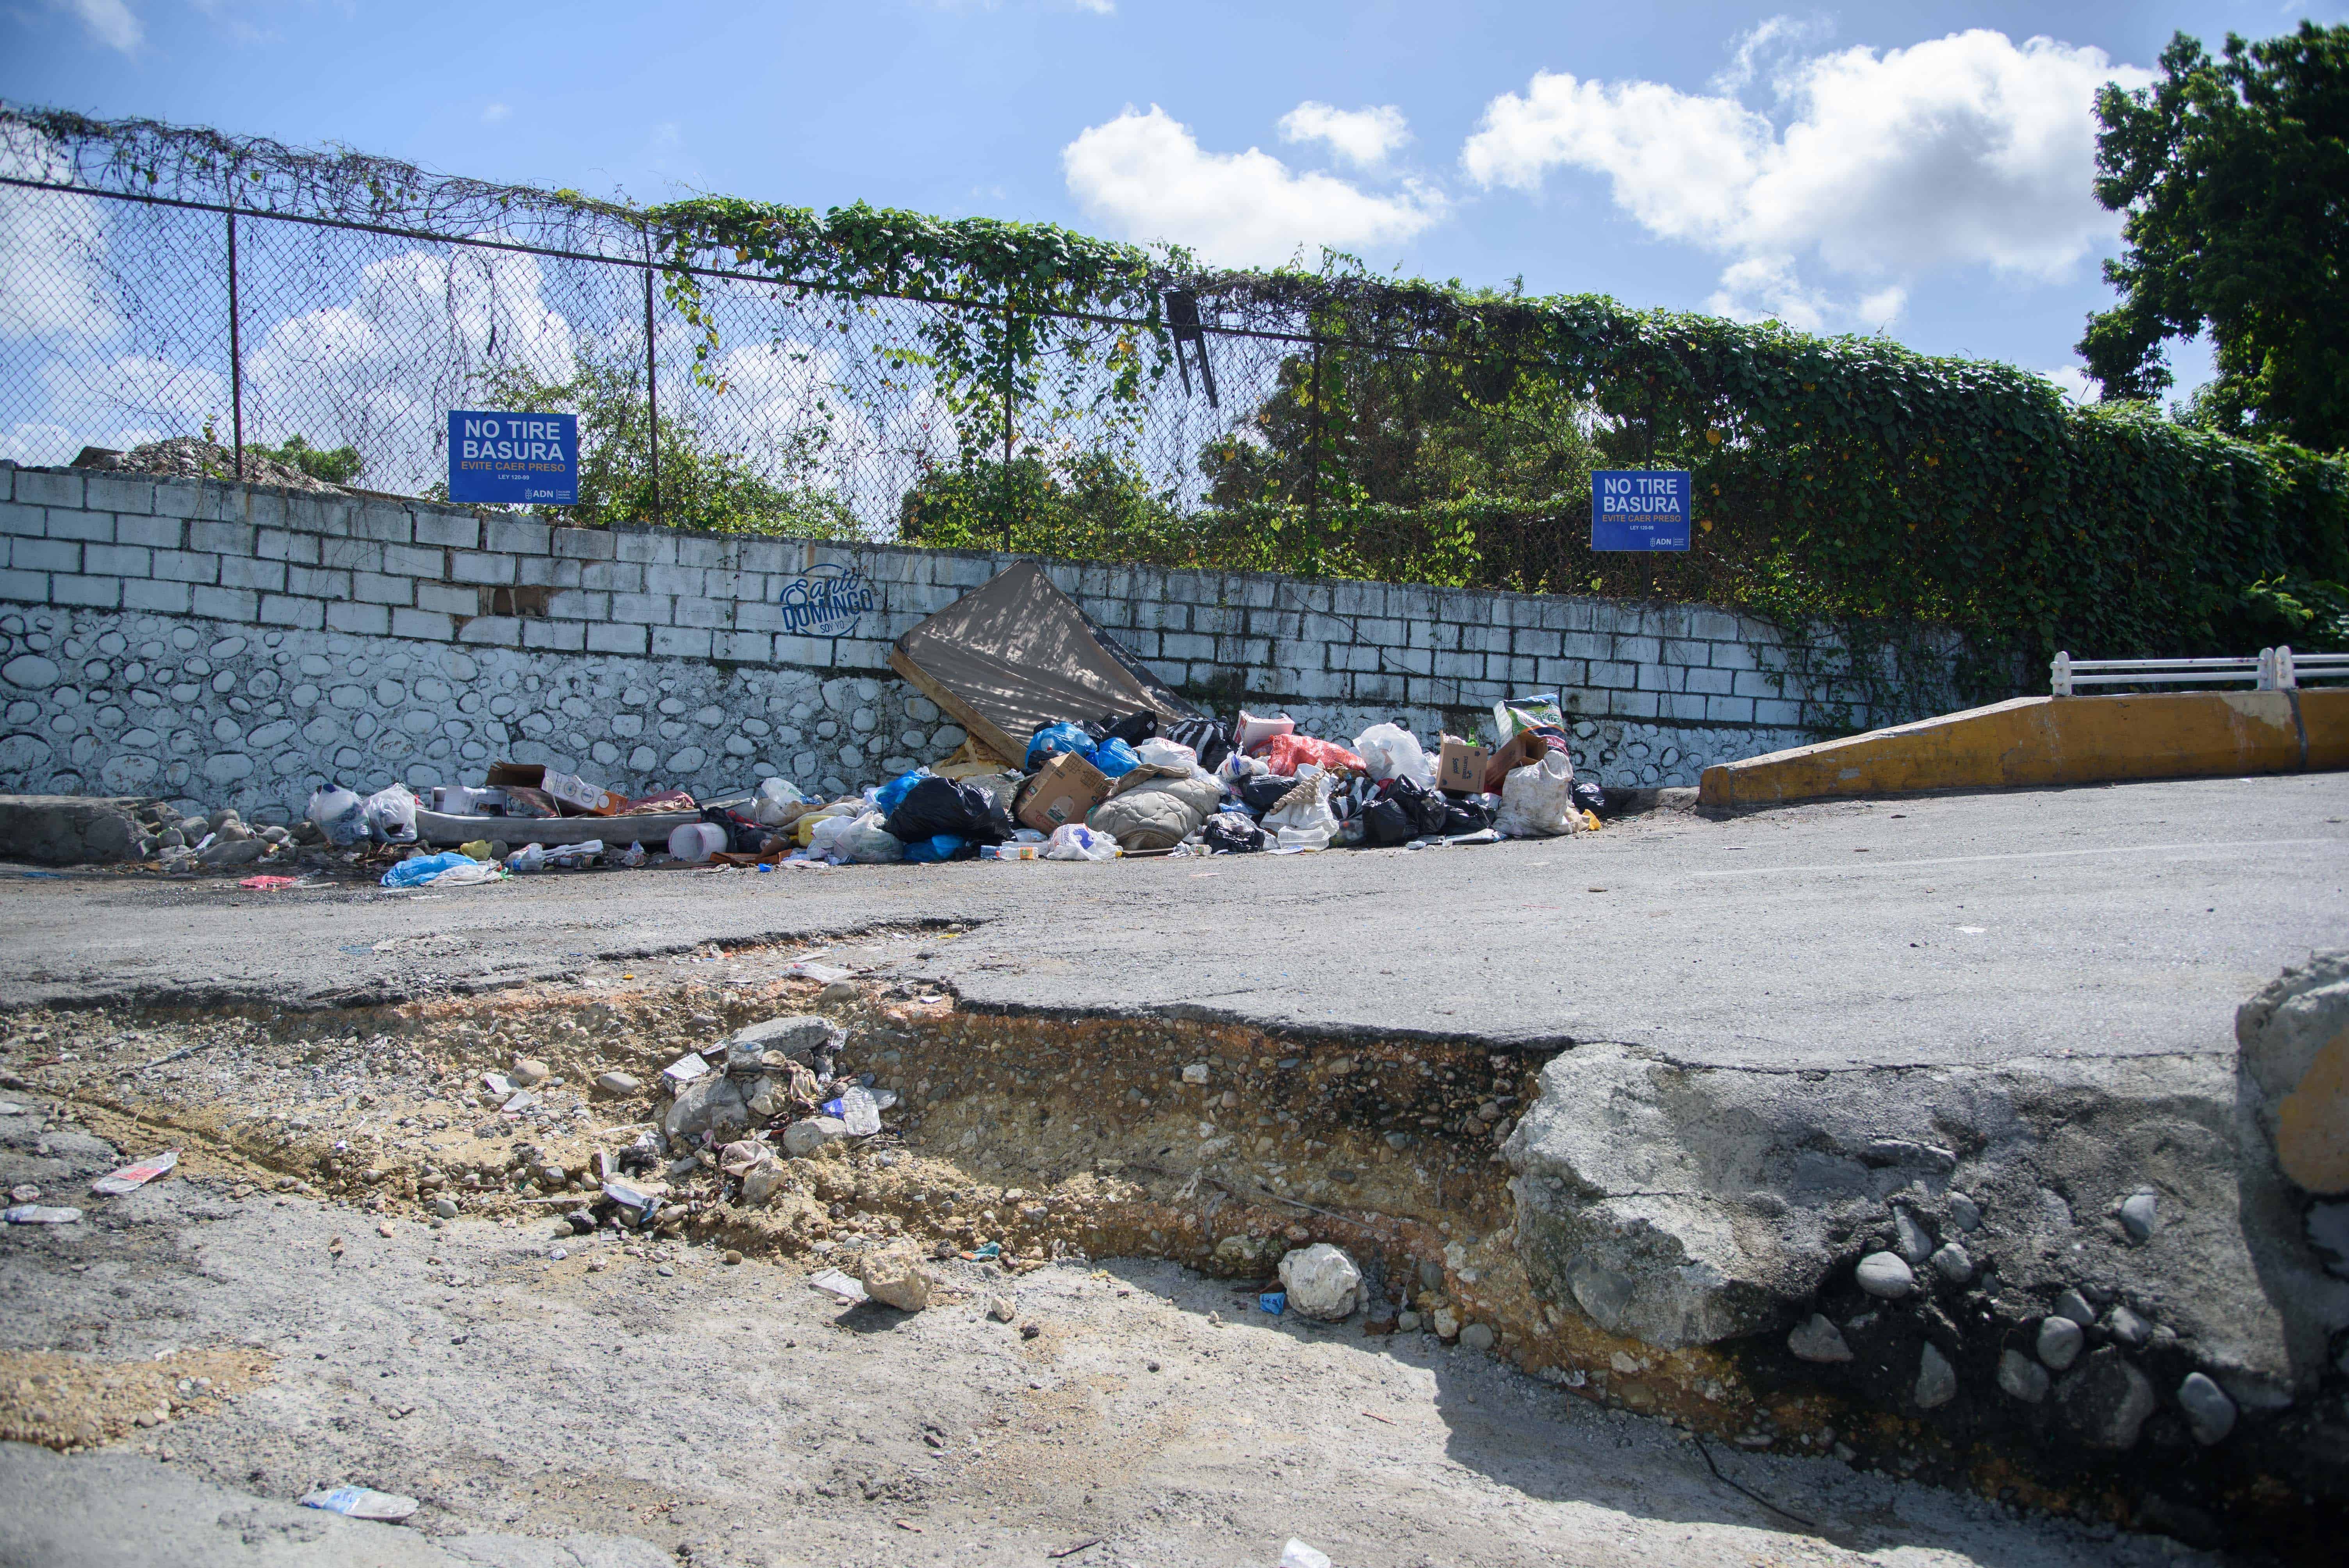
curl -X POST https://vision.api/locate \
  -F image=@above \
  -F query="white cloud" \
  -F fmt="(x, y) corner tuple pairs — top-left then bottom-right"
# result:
(1710, 13), (1831, 93)
(1063, 105), (1444, 267)
(245, 244), (575, 492)
(0, 134), (120, 342)
(2, 354), (231, 465)
(1463, 29), (2150, 330)
(2040, 365), (2094, 402)
(56, 0), (140, 52)
(1706, 255), (1905, 333)
(481, 103), (512, 125)
(1278, 102), (1411, 168)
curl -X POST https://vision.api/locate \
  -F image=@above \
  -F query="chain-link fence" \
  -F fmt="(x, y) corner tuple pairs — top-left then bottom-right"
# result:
(0, 110), (1719, 603)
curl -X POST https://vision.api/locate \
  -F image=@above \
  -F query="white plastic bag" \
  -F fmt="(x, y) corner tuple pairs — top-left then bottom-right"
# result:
(1352, 723), (1436, 788)
(838, 812), (904, 864)
(305, 782), (367, 847)
(1135, 737), (1198, 772)
(1261, 771), (1340, 843)
(1042, 823), (1120, 861)
(805, 813), (859, 862)
(362, 782), (419, 844)
(752, 777), (807, 826)
(1495, 750), (1581, 838)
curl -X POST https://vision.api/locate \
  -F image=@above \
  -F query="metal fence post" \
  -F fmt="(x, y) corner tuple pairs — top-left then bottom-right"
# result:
(1305, 337), (1323, 572)
(642, 236), (663, 527)
(226, 203), (243, 478)
(1002, 301), (1016, 554)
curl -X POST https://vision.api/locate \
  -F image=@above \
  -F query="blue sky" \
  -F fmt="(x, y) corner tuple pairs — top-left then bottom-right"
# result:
(6, 0), (2346, 399)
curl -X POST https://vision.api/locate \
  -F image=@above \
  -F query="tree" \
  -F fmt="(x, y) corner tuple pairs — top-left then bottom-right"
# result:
(2080, 23), (2349, 449)
(252, 434), (364, 485)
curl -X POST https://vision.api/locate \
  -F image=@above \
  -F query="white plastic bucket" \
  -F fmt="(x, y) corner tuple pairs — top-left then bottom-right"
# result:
(667, 822), (726, 863)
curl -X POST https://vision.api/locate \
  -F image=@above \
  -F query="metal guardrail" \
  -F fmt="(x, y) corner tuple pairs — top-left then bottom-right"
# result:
(2051, 646), (2349, 695)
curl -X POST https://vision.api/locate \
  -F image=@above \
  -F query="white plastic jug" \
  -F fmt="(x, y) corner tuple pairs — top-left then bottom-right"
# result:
(667, 822), (726, 863)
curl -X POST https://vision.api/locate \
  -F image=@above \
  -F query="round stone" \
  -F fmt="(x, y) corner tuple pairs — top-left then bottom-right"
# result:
(2177, 1371), (2237, 1444)
(2055, 1347), (2157, 1450)
(431, 1196), (459, 1219)
(1928, 1242), (1974, 1284)
(2, 654), (60, 689)
(1787, 1313), (1851, 1363)
(1997, 1348), (2050, 1403)
(1855, 1251), (1915, 1299)
(1459, 1322), (1495, 1353)
(1914, 1343), (1957, 1408)
(2036, 1314), (2084, 1371)
(2118, 1190), (2159, 1243)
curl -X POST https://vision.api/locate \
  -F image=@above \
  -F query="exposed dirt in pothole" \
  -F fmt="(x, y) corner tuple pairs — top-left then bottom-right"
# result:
(0, 933), (2329, 1559)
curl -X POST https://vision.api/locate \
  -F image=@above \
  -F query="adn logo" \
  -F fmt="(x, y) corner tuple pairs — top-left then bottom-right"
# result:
(776, 562), (876, 638)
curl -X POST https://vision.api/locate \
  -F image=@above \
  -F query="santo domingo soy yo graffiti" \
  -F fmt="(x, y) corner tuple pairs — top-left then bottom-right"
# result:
(775, 562), (877, 638)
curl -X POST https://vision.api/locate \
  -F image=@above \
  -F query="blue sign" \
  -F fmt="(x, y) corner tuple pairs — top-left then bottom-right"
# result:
(447, 411), (578, 506)
(1590, 469), (1693, 551)
(776, 562), (876, 638)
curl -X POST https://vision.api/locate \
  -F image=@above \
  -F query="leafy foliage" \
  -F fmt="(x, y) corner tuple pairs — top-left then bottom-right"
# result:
(475, 344), (857, 539)
(250, 434), (362, 485)
(2080, 23), (2349, 450)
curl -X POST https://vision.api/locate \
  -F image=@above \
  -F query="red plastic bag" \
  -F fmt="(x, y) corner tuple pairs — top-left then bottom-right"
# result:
(1255, 733), (1366, 776)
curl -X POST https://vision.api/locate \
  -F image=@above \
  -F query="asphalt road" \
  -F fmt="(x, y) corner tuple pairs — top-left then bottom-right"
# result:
(1, 773), (2343, 1071)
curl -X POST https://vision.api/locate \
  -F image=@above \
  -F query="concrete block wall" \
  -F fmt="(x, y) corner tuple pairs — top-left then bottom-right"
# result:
(0, 462), (1963, 818)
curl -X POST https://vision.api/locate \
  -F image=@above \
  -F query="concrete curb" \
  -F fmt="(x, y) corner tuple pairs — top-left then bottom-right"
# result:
(1699, 688), (2349, 807)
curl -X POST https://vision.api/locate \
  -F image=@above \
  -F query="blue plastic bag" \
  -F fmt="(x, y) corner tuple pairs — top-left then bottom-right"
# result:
(1025, 722), (1096, 772)
(874, 768), (929, 814)
(380, 851), (473, 888)
(903, 833), (967, 864)
(1092, 738), (1140, 778)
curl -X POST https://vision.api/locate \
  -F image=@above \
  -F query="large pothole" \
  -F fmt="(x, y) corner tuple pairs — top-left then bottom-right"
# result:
(2, 936), (2339, 1559)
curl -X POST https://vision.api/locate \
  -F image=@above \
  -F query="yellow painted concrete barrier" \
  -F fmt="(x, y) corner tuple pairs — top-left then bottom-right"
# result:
(1699, 687), (2349, 808)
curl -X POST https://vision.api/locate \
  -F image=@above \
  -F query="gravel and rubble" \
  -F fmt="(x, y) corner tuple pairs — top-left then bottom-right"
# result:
(0, 1081), (2220, 1568)
(0, 935), (2336, 1561)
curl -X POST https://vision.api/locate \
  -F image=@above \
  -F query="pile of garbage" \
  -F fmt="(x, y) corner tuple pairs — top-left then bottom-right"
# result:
(121, 563), (1611, 884)
(265, 691), (1609, 889)
(737, 690), (1608, 868)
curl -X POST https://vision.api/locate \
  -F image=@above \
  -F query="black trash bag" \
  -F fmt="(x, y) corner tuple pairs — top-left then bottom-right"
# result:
(1201, 812), (1271, 853)
(1165, 717), (1232, 772)
(884, 777), (1010, 846)
(700, 805), (767, 853)
(1437, 794), (1495, 836)
(1378, 776), (1450, 836)
(1099, 709), (1159, 748)
(1236, 773), (1292, 815)
(1330, 774), (1381, 824)
(1360, 797), (1418, 847)
(1570, 779), (1607, 818)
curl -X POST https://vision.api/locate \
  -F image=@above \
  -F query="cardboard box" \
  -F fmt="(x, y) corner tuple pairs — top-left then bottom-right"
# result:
(1436, 738), (1493, 794)
(486, 761), (623, 816)
(1482, 729), (1549, 794)
(1014, 750), (1112, 832)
